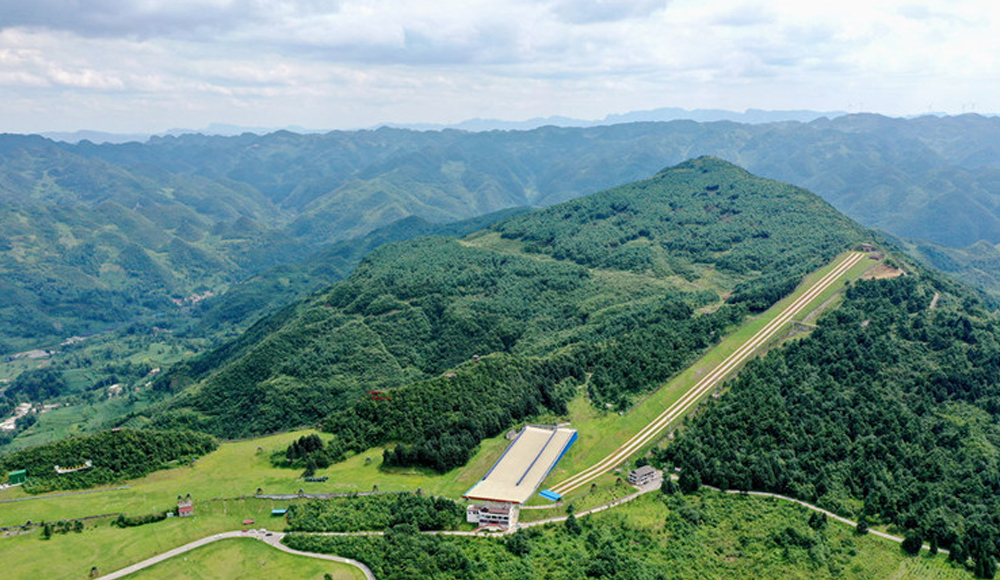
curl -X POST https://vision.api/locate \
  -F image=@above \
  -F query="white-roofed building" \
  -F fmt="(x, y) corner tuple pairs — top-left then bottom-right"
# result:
(463, 425), (577, 505)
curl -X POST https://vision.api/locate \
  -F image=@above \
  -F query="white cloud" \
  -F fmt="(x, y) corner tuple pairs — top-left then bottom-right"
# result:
(0, 0), (996, 132)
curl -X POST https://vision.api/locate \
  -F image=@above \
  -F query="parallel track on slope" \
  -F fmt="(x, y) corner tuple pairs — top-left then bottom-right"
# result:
(551, 251), (867, 496)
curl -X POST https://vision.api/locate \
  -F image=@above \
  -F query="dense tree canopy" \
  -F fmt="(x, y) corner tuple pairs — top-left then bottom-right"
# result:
(664, 274), (1000, 575)
(144, 158), (864, 472)
(285, 493), (463, 533)
(0, 428), (216, 493)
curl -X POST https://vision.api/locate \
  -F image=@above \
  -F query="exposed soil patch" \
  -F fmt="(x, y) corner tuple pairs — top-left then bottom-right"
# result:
(863, 263), (904, 280)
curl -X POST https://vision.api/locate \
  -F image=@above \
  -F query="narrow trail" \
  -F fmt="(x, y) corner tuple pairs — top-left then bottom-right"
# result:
(552, 252), (866, 496)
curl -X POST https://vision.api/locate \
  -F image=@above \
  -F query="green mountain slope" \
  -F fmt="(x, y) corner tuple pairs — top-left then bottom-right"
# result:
(141, 158), (865, 457)
(6, 114), (1000, 351)
(189, 207), (531, 339)
(0, 208), (526, 452)
(664, 264), (1000, 572)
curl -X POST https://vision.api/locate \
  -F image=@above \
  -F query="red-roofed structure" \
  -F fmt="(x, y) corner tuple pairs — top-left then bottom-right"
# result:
(178, 496), (194, 517)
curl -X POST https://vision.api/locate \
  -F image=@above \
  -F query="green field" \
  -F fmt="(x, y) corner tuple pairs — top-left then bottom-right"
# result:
(123, 538), (364, 580)
(1, 498), (307, 580)
(0, 427), (517, 528)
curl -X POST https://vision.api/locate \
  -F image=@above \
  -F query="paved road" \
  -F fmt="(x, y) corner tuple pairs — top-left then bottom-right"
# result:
(552, 252), (866, 496)
(94, 530), (375, 580)
(711, 487), (948, 555)
(519, 476), (663, 529)
(94, 472), (943, 580)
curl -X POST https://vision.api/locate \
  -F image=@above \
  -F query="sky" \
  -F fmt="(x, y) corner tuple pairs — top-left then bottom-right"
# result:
(0, 0), (995, 133)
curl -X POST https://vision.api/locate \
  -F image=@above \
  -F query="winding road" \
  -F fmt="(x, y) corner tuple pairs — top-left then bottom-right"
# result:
(551, 251), (867, 496)
(94, 530), (376, 580)
(709, 487), (948, 556)
(94, 251), (883, 579)
(95, 476), (944, 580)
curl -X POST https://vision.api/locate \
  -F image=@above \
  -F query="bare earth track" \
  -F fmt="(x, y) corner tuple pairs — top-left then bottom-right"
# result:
(551, 251), (867, 496)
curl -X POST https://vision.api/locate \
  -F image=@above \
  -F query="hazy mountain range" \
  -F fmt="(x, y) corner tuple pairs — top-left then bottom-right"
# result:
(40, 108), (850, 144)
(5, 113), (1000, 352)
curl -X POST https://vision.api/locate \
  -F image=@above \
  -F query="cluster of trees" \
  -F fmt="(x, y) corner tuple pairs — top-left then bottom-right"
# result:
(283, 491), (879, 580)
(0, 428), (216, 493)
(113, 510), (168, 528)
(663, 274), (1000, 577)
(286, 524), (489, 580)
(2, 368), (69, 402)
(584, 299), (745, 409)
(327, 353), (583, 472)
(285, 493), (463, 533)
(270, 434), (345, 474)
(40, 519), (84, 539)
(728, 273), (801, 313)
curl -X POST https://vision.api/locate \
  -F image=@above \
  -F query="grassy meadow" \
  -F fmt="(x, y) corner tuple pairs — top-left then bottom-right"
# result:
(123, 538), (365, 580)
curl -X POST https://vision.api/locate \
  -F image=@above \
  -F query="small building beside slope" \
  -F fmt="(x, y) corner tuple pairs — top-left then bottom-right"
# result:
(7, 470), (26, 485)
(178, 495), (194, 517)
(627, 465), (658, 487)
(466, 504), (517, 527)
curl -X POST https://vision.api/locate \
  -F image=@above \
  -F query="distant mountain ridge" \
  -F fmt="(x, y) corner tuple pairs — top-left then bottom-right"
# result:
(6, 113), (1000, 351)
(380, 106), (849, 131)
(40, 108), (847, 143)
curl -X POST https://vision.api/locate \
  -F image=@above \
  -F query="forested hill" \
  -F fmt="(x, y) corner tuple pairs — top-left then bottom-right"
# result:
(189, 207), (531, 339)
(6, 114), (1000, 352)
(663, 270), (1000, 577)
(139, 158), (865, 456)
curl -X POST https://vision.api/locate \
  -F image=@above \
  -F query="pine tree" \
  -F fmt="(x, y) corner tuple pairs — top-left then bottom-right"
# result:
(808, 512), (828, 530)
(856, 515), (869, 535)
(950, 540), (966, 564)
(678, 468), (701, 494)
(565, 513), (582, 536)
(506, 530), (532, 556)
(982, 555), (997, 580)
(902, 530), (923, 555)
